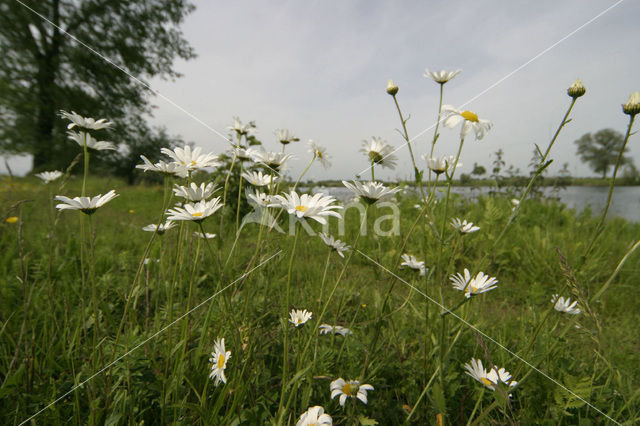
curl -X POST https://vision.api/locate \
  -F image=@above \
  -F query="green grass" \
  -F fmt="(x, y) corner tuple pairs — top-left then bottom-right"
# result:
(1, 174), (639, 425)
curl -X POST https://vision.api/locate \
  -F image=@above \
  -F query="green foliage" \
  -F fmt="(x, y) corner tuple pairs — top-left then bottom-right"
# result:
(0, 0), (196, 172)
(574, 129), (634, 178)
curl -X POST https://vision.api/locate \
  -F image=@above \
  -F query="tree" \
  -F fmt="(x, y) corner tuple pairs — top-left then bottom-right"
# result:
(0, 0), (196, 172)
(574, 129), (634, 178)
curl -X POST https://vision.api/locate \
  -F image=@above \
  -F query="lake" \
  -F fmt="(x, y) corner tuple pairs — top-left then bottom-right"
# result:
(308, 185), (640, 223)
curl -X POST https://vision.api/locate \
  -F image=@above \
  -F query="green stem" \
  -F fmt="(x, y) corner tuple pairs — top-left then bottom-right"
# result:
(392, 94), (426, 202)
(582, 114), (636, 262)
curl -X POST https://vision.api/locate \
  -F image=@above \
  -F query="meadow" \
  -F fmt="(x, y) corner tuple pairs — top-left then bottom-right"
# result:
(1, 82), (640, 425)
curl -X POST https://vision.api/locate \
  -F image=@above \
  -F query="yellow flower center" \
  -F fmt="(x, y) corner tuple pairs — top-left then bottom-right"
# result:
(470, 285), (477, 293)
(461, 111), (479, 122)
(190, 160), (197, 166)
(192, 212), (203, 217)
(295, 205), (308, 212)
(5, 216), (18, 224)
(481, 377), (494, 387)
(317, 151), (323, 158)
(342, 383), (355, 396)
(217, 354), (225, 369)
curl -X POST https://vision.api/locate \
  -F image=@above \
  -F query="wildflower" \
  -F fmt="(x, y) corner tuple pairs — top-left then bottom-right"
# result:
(400, 254), (426, 276)
(173, 182), (218, 201)
(567, 78), (586, 99)
(228, 117), (256, 136)
(274, 128), (299, 145)
(296, 406), (332, 426)
(441, 106), (492, 140)
(161, 146), (220, 170)
(342, 180), (401, 204)
(450, 269), (498, 298)
(242, 170), (277, 187)
(330, 378), (374, 406)
(194, 231), (217, 239)
(143, 258), (159, 265)
(319, 324), (352, 336)
(450, 218), (480, 234)
(360, 137), (397, 169)
(67, 131), (117, 151)
(250, 149), (295, 171)
(246, 189), (274, 207)
(511, 198), (520, 212)
(231, 146), (258, 161)
(208, 337), (231, 386)
(289, 309), (312, 327)
(166, 198), (224, 222)
(551, 294), (581, 315)
(463, 358), (495, 389)
(308, 140), (332, 169)
(272, 191), (342, 225)
(5, 216), (18, 224)
(386, 79), (399, 95)
(319, 233), (350, 258)
(55, 190), (118, 214)
(424, 69), (461, 84)
(60, 110), (113, 130)
(142, 222), (176, 234)
(36, 171), (63, 184)
(136, 156), (189, 178)
(622, 91), (640, 116)
(423, 155), (459, 175)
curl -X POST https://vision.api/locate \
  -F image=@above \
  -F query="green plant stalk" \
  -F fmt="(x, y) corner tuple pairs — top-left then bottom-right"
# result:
(404, 367), (439, 424)
(582, 114), (636, 262)
(485, 98), (577, 257)
(427, 83), (445, 187)
(371, 160), (375, 181)
(470, 400), (499, 426)
(82, 133), (89, 197)
(465, 388), (486, 426)
(277, 223), (300, 415)
(591, 239), (640, 302)
(392, 93), (426, 202)
(235, 172), (244, 235)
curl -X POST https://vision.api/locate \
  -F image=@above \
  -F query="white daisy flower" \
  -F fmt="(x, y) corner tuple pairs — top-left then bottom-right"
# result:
(274, 128), (299, 145)
(141, 222), (176, 234)
(308, 140), (332, 169)
(296, 406), (333, 426)
(194, 231), (217, 239)
(272, 191), (342, 225)
(208, 337), (231, 386)
(230, 146), (259, 162)
(60, 110), (113, 130)
(55, 190), (118, 214)
(250, 149), (295, 171)
(319, 324), (352, 337)
(450, 218), (480, 234)
(489, 366), (518, 389)
(330, 378), (374, 406)
(35, 171), (63, 184)
(173, 182), (218, 201)
(441, 106), (492, 140)
(551, 294), (581, 315)
(289, 309), (313, 327)
(622, 91), (640, 116)
(424, 69), (461, 84)
(228, 117), (256, 136)
(463, 358), (496, 390)
(67, 131), (117, 151)
(135, 156), (189, 178)
(161, 146), (220, 170)
(423, 154), (459, 175)
(450, 269), (498, 298)
(166, 197), (224, 222)
(400, 254), (426, 276)
(246, 188), (274, 207)
(360, 136), (397, 169)
(341, 181), (401, 205)
(319, 233), (350, 258)
(242, 170), (277, 187)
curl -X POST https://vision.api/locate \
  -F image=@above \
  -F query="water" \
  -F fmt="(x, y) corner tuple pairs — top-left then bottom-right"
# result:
(308, 185), (640, 223)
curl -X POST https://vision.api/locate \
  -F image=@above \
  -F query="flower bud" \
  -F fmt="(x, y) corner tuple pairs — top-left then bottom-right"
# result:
(386, 79), (399, 96)
(622, 92), (640, 116)
(567, 78), (586, 98)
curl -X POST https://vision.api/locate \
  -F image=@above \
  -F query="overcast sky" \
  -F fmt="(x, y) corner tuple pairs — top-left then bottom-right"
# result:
(3, 0), (639, 181)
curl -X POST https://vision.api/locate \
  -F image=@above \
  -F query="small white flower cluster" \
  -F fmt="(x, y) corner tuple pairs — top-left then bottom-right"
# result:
(463, 358), (518, 392)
